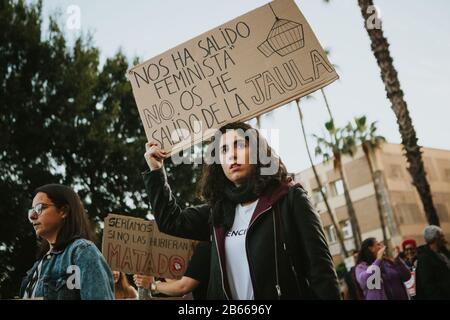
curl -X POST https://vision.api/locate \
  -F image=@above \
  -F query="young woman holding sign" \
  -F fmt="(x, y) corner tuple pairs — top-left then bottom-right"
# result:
(21, 184), (115, 300)
(142, 122), (340, 300)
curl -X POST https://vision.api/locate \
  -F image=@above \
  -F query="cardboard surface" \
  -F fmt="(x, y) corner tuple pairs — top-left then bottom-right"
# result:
(102, 214), (196, 279)
(127, 0), (338, 154)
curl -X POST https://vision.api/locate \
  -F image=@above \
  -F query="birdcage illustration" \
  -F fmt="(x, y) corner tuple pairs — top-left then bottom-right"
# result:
(258, 4), (305, 57)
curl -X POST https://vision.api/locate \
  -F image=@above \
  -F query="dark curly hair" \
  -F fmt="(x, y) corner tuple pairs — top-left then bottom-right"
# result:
(199, 122), (289, 227)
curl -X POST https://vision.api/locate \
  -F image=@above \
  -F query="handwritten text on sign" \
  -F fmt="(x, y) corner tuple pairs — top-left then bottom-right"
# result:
(127, 0), (338, 154)
(102, 214), (196, 279)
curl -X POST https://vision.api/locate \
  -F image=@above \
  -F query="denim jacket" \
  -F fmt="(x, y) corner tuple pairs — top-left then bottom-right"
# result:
(20, 238), (115, 300)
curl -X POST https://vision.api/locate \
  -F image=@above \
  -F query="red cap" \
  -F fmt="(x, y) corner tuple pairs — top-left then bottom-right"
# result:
(402, 239), (417, 250)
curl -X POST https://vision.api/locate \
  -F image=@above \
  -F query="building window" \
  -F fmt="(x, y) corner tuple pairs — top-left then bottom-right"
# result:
(325, 225), (337, 244)
(340, 220), (353, 239)
(395, 203), (424, 224)
(389, 165), (403, 180)
(445, 169), (450, 181)
(312, 186), (326, 203)
(424, 163), (435, 181)
(330, 179), (344, 197)
(436, 203), (449, 222)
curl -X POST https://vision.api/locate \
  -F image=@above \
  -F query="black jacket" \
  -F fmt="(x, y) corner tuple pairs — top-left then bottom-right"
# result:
(415, 245), (450, 300)
(143, 168), (340, 300)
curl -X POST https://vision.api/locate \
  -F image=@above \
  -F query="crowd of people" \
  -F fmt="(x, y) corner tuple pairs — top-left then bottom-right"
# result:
(20, 122), (450, 300)
(342, 226), (450, 300)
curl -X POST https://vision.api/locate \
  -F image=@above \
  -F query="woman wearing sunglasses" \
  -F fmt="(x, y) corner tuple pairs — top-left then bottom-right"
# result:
(20, 184), (115, 300)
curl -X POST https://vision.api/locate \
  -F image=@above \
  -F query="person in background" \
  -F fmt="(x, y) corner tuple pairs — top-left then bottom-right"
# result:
(415, 225), (450, 300)
(355, 238), (411, 300)
(113, 271), (137, 300)
(21, 184), (114, 300)
(343, 252), (364, 300)
(401, 239), (418, 271)
(134, 242), (211, 300)
(401, 239), (418, 299)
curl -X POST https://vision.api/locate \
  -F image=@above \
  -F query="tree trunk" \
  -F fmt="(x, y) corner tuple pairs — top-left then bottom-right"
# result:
(337, 159), (362, 249)
(296, 99), (349, 258)
(357, 0), (439, 226)
(363, 142), (388, 247)
(321, 88), (333, 120)
(320, 88), (362, 249)
(255, 115), (261, 130)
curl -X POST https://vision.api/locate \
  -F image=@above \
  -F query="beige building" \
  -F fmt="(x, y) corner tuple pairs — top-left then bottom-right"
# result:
(294, 142), (450, 265)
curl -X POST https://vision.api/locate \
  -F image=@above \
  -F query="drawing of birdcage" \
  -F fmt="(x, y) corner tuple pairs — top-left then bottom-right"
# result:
(258, 4), (305, 57)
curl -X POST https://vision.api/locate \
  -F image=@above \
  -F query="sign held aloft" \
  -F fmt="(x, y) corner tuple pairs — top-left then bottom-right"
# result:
(102, 214), (196, 279)
(127, 0), (338, 154)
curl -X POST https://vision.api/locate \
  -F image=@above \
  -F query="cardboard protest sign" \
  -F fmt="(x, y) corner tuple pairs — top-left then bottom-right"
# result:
(127, 0), (338, 154)
(102, 214), (196, 279)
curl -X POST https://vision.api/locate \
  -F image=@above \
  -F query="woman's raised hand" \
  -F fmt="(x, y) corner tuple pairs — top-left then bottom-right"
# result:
(144, 141), (169, 171)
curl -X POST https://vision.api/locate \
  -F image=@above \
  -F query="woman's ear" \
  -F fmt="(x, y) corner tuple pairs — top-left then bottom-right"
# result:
(60, 205), (69, 219)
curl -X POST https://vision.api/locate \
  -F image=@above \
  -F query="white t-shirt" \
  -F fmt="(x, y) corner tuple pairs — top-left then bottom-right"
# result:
(225, 200), (258, 300)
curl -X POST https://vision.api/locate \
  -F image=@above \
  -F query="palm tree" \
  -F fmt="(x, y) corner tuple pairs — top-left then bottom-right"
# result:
(313, 120), (363, 249)
(323, 0), (439, 226)
(254, 75), (350, 256)
(316, 85), (363, 249)
(296, 98), (349, 258)
(358, 0), (439, 226)
(255, 115), (262, 130)
(320, 88), (333, 120)
(347, 116), (388, 247)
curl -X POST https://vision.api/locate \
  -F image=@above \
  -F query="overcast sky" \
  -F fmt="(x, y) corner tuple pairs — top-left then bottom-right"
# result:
(40, 0), (450, 174)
